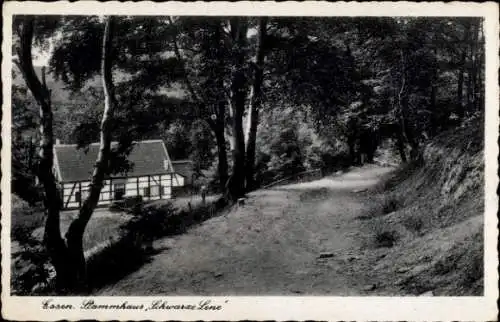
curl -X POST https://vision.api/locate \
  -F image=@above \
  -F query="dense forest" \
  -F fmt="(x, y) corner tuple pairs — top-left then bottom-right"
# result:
(12, 16), (484, 293)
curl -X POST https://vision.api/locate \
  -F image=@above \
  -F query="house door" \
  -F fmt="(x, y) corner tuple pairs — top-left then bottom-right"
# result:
(114, 183), (126, 200)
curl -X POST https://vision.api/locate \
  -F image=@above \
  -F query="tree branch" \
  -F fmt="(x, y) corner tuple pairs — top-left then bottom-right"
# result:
(167, 16), (203, 105)
(398, 49), (406, 99)
(73, 15), (117, 229)
(16, 18), (50, 110)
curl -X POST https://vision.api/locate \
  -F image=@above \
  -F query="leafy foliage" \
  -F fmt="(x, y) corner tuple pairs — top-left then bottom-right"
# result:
(15, 15), (484, 192)
(11, 14), (485, 293)
(11, 85), (42, 203)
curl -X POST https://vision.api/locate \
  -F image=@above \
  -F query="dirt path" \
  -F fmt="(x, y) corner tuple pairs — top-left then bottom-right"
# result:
(97, 165), (395, 295)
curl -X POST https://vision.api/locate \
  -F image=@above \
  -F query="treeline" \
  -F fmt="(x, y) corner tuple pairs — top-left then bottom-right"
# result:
(12, 16), (484, 292)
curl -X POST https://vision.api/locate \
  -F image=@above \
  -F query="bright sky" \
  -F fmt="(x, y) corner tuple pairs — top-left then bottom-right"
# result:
(33, 52), (50, 66)
(30, 23), (257, 67)
(32, 42), (52, 66)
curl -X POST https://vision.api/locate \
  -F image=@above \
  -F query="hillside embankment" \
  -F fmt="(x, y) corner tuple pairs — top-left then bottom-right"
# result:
(358, 122), (485, 295)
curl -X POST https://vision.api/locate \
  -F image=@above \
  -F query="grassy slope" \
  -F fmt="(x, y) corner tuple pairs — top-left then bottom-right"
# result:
(359, 123), (484, 295)
(13, 206), (132, 254)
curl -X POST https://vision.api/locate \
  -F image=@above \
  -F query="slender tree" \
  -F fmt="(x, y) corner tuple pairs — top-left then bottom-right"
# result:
(226, 18), (249, 201)
(245, 17), (268, 191)
(457, 49), (466, 118)
(14, 16), (70, 290)
(64, 16), (118, 288)
(14, 16), (120, 292)
(167, 17), (230, 192)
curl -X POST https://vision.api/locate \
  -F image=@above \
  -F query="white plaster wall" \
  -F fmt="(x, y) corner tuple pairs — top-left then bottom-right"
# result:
(62, 174), (182, 208)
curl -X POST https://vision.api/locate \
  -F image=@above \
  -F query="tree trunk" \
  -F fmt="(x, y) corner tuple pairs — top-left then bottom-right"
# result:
(395, 131), (407, 163)
(65, 16), (117, 292)
(474, 20), (483, 111)
(245, 17), (267, 191)
(227, 102), (246, 201)
(475, 54), (483, 111)
(430, 83), (437, 134)
(172, 18), (230, 192)
(404, 122), (420, 162)
(15, 17), (72, 291)
(226, 18), (248, 202)
(211, 122), (229, 192)
(396, 49), (417, 162)
(429, 47), (438, 136)
(396, 97), (409, 163)
(347, 135), (357, 165)
(463, 21), (475, 115)
(243, 101), (258, 190)
(457, 50), (466, 118)
(213, 22), (229, 192)
(466, 66), (474, 115)
(400, 93), (419, 161)
(469, 21), (478, 113)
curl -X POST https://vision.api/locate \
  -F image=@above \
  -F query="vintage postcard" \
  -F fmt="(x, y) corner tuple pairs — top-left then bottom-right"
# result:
(2, 1), (499, 321)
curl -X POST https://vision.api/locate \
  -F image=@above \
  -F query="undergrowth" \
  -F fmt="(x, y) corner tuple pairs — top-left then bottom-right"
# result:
(382, 195), (401, 214)
(383, 160), (423, 191)
(402, 216), (424, 235)
(85, 197), (228, 292)
(11, 196), (54, 295)
(12, 196), (228, 295)
(374, 230), (399, 248)
(358, 193), (403, 221)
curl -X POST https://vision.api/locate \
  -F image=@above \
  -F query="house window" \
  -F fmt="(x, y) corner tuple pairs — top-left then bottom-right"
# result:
(75, 191), (81, 203)
(114, 183), (126, 200)
(143, 187), (150, 197)
(151, 185), (159, 196)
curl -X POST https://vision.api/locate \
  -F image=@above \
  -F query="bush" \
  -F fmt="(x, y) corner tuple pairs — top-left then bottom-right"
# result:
(86, 235), (149, 291)
(403, 216), (424, 235)
(11, 237), (55, 295)
(382, 194), (401, 214)
(374, 230), (399, 248)
(357, 194), (402, 221)
(124, 203), (177, 239)
(11, 195), (45, 244)
(122, 199), (224, 242)
(11, 195), (54, 295)
(109, 195), (143, 212)
(86, 203), (179, 291)
(383, 161), (422, 190)
(12, 175), (43, 205)
(320, 151), (351, 174)
(87, 198), (226, 291)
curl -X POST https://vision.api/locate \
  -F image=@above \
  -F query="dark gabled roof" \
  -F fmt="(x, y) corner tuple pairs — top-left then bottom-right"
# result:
(171, 160), (194, 183)
(54, 140), (176, 183)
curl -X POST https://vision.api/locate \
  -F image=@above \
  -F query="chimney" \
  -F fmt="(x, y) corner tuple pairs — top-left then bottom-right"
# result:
(164, 160), (169, 171)
(55, 139), (61, 145)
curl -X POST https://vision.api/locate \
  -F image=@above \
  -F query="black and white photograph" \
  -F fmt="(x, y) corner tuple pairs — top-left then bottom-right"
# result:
(1, 2), (498, 321)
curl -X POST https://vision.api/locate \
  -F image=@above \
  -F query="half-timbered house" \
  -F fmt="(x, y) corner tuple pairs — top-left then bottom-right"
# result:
(53, 139), (192, 209)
